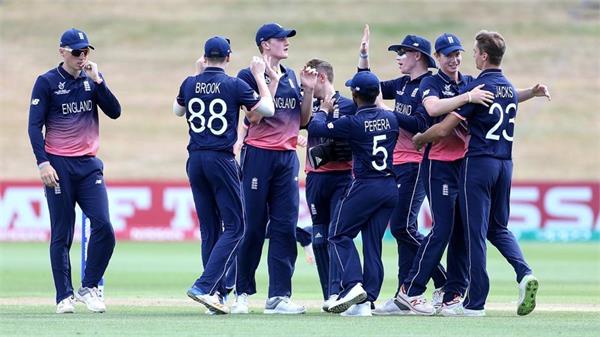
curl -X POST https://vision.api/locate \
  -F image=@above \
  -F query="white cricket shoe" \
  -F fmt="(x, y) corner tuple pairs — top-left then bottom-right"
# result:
(518, 274), (539, 316)
(186, 286), (229, 315)
(340, 302), (372, 317)
(264, 296), (306, 314)
(432, 288), (444, 312)
(372, 298), (411, 315)
(231, 293), (249, 314)
(56, 296), (75, 314)
(328, 283), (368, 314)
(395, 285), (435, 316)
(463, 308), (486, 317)
(75, 287), (106, 313)
(321, 294), (338, 313)
(439, 295), (465, 317)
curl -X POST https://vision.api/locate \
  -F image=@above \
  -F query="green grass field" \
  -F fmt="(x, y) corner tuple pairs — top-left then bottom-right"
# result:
(1, 241), (599, 336)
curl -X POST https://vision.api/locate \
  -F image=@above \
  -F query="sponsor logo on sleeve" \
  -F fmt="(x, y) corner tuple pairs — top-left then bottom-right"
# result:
(31, 99), (40, 105)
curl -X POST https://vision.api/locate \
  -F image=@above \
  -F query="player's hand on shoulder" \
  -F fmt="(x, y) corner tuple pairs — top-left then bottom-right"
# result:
(531, 83), (551, 101)
(250, 56), (266, 76)
(319, 92), (335, 114)
(263, 55), (282, 82)
(82, 61), (102, 84)
(195, 56), (207, 75)
(469, 84), (494, 107)
(39, 163), (60, 188)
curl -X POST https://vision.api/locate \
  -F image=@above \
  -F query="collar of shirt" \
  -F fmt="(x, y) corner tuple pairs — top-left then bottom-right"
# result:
(409, 71), (432, 83)
(356, 104), (378, 114)
(478, 68), (503, 78)
(437, 70), (466, 85)
(56, 62), (86, 80)
(203, 66), (225, 73)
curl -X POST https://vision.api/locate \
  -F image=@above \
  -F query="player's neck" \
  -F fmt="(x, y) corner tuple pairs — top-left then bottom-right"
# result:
(441, 69), (459, 82)
(61, 63), (81, 78)
(409, 67), (428, 81)
(324, 83), (335, 98)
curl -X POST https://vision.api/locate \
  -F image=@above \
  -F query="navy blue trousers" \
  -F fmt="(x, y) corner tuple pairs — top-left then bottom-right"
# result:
(330, 177), (398, 303)
(187, 150), (244, 295)
(45, 154), (115, 303)
(390, 163), (447, 295)
(403, 158), (468, 298)
(306, 170), (352, 299)
(236, 145), (300, 298)
(460, 157), (532, 310)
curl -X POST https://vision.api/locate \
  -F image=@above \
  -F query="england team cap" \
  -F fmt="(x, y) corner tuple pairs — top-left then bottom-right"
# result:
(204, 36), (232, 58)
(255, 23), (296, 46)
(388, 35), (437, 69)
(435, 33), (464, 56)
(345, 71), (380, 96)
(60, 28), (94, 50)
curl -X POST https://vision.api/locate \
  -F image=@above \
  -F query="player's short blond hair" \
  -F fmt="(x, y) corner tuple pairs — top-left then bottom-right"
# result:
(475, 30), (506, 66)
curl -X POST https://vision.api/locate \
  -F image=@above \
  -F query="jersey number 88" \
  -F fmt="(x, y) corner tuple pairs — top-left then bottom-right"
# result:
(187, 97), (228, 135)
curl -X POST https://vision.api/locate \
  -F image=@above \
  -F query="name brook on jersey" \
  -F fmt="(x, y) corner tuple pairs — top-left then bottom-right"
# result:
(364, 118), (391, 133)
(195, 82), (221, 94)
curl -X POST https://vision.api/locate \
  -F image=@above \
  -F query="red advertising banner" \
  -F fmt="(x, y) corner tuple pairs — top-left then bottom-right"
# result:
(1, 180), (598, 241)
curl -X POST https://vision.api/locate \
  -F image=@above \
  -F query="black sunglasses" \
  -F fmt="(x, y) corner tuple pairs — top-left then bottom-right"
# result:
(64, 47), (90, 57)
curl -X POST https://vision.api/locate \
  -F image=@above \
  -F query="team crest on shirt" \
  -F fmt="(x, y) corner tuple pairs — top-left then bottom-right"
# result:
(84, 80), (91, 91)
(396, 84), (406, 96)
(264, 74), (271, 85)
(441, 84), (455, 97)
(54, 82), (70, 95)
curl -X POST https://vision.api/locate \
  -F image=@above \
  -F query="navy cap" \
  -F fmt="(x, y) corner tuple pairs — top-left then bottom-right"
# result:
(204, 36), (231, 58)
(388, 35), (436, 68)
(255, 23), (296, 46)
(345, 71), (380, 95)
(435, 33), (464, 56)
(60, 28), (94, 50)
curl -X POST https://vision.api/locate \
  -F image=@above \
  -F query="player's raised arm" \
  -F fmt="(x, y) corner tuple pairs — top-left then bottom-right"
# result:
(300, 65), (318, 127)
(249, 56), (275, 117)
(358, 24), (370, 70)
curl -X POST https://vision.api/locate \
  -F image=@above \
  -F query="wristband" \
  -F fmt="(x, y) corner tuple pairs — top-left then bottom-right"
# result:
(359, 53), (368, 59)
(38, 161), (50, 169)
(467, 91), (472, 103)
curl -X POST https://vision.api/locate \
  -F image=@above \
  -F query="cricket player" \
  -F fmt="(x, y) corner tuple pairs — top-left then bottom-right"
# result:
(232, 23), (316, 314)
(302, 59), (356, 311)
(355, 25), (450, 315)
(395, 32), (500, 316)
(413, 30), (546, 316)
(173, 36), (275, 314)
(308, 71), (401, 317)
(28, 28), (121, 314)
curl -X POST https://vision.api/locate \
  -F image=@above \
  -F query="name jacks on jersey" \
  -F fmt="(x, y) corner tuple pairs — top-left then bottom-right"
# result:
(496, 86), (514, 98)
(62, 100), (93, 115)
(364, 118), (391, 133)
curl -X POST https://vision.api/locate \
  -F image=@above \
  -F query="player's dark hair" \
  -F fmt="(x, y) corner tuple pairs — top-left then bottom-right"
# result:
(306, 59), (334, 83)
(353, 90), (378, 105)
(205, 56), (227, 64)
(475, 30), (505, 66)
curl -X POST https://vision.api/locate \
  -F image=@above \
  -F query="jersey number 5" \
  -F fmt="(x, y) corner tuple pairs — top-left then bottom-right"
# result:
(372, 135), (388, 171)
(187, 97), (228, 135)
(485, 102), (515, 142)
